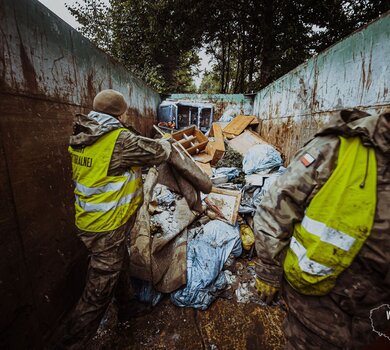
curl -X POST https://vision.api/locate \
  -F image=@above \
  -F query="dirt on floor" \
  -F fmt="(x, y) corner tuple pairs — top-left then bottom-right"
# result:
(87, 258), (286, 350)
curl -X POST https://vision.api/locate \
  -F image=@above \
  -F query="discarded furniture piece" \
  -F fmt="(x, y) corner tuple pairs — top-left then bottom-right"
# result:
(223, 115), (257, 139)
(205, 187), (241, 225)
(228, 129), (268, 155)
(158, 100), (214, 132)
(207, 123), (225, 165)
(172, 125), (209, 156)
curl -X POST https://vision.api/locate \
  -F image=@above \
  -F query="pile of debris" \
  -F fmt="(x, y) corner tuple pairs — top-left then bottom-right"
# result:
(128, 115), (285, 311)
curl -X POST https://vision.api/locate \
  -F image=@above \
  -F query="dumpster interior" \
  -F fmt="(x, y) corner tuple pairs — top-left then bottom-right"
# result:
(1, 0), (389, 349)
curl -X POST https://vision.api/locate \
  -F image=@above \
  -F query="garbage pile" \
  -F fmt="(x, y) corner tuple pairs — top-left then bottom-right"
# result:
(129, 115), (285, 311)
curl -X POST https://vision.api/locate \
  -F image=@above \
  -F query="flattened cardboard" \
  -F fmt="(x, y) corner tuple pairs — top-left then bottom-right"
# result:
(228, 129), (268, 155)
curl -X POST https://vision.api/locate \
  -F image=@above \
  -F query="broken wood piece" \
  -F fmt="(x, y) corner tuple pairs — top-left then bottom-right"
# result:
(207, 123), (225, 165)
(223, 132), (236, 140)
(205, 187), (241, 225)
(223, 115), (256, 136)
(153, 125), (185, 160)
(171, 125), (209, 155)
(227, 129), (269, 155)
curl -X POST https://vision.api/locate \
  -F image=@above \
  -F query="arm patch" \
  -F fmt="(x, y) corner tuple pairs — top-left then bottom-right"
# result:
(300, 153), (316, 167)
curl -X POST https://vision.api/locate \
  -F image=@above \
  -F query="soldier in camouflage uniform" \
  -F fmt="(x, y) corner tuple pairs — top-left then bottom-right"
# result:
(58, 90), (171, 349)
(254, 109), (390, 349)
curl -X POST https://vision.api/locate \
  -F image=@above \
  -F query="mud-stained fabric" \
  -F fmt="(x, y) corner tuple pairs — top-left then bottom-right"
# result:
(254, 110), (390, 348)
(129, 169), (197, 294)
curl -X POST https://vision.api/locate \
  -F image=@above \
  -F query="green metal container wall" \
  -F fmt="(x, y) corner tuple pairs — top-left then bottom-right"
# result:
(253, 12), (390, 163)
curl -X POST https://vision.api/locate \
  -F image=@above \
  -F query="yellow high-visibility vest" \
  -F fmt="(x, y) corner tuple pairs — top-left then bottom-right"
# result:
(283, 136), (376, 295)
(68, 128), (143, 232)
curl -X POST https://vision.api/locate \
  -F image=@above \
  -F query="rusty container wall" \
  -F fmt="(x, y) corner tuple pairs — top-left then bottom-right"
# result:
(0, 0), (160, 348)
(253, 12), (390, 164)
(169, 93), (254, 120)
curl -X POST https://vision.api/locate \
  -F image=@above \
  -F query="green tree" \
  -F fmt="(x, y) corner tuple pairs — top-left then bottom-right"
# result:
(202, 0), (389, 92)
(67, 0), (389, 93)
(67, 0), (207, 91)
(198, 69), (220, 93)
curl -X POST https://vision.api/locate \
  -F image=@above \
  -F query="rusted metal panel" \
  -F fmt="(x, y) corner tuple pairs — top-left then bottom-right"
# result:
(0, 136), (41, 349)
(170, 93), (254, 120)
(253, 12), (390, 163)
(0, 0), (160, 135)
(0, 0), (160, 347)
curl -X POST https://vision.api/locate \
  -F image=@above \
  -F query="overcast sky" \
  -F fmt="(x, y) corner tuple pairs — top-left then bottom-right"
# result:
(37, 0), (112, 29)
(37, 0), (209, 87)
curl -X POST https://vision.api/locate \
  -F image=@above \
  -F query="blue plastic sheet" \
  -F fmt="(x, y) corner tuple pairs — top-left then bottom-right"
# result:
(170, 220), (242, 310)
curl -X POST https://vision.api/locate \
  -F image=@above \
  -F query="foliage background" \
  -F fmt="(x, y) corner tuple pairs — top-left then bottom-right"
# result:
(67, 0), (390, 93)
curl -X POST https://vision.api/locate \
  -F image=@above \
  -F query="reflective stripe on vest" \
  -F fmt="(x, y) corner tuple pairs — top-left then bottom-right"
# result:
(68, 128), (143, 232)
(283, 136), (376, 295)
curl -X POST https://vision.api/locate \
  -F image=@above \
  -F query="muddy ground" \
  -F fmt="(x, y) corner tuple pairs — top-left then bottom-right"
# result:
(87, 258), (286, 350)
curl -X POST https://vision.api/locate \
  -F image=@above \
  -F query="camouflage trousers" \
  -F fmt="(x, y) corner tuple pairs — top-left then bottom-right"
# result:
(60, 217), (135, 349)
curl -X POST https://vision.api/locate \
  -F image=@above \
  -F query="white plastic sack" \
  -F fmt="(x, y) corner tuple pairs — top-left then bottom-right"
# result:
(219, 106), (241, 122)
(170, 220), (242, 310)
(243, 144), (283, 175)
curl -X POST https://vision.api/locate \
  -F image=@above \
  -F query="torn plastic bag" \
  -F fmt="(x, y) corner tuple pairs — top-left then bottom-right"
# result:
(243, 144), (283, 175)
(239, 167), (286, 214)
(211, 167), (240, 185)
(170, 220), (242, 310)
(219, 106), (240, 122)
(239, 185), (263, 214)
(155, 186), (175, 206)
(213, 167), (240, 180)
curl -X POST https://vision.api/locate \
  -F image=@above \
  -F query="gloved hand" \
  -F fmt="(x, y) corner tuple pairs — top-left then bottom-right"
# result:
(255, 278), (279, 305)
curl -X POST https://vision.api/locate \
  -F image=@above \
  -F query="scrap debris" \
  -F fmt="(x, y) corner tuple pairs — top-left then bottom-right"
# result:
(130, 115), (285, 310)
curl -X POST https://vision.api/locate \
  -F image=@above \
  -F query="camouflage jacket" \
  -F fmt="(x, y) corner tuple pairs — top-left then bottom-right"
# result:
(69, 111), (171, 175)
(254, 110), (390, 296)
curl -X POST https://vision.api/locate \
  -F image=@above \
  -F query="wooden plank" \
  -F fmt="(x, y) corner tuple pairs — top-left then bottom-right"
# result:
(209, 123), (225, 166)
(223, 115), (255, 136)
(178, 136), (197, 149)
(205, 187), (241, 225)
(248, 116), (260, 125)
(194, 129), (208, 143)
(187, 140), (209, 155)
(171, 125), (196, 141)
(196, 162), (213, 177)
(223, 132), (236, 140)
(228, 129), (269, 155)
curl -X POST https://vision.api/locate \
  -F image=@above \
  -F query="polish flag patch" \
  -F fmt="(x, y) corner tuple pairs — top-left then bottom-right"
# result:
(300, 153), (315, 167)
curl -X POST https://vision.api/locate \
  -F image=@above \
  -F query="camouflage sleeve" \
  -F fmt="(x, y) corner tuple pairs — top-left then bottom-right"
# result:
(253, 135), (340, 287)
(110, 131), (171, 171)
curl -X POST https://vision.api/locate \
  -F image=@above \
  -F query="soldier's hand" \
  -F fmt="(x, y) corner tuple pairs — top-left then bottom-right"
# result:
(255, 278), (279, 305)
